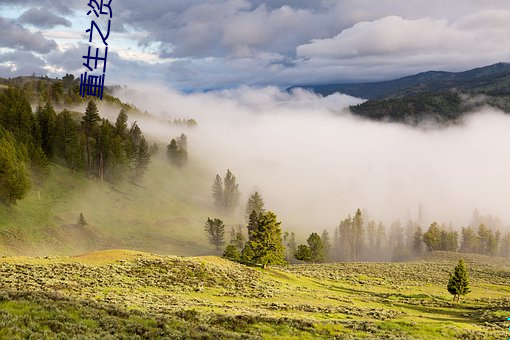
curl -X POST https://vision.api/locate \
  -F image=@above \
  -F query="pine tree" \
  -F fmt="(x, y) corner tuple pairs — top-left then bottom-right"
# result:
(212, 174), (224, 210)
(447, 259), (471, 303)
(247, 210), (259, 241)
(352, 209), (364, 261)
(166, 134), (188, 167)
(245, 191), (265, 220)
(115, 109), (128, 137)
(82, 100), (100, 174)
(78, 213), (87, 226)
(240, 243), (255, 264)
(423, 222), (441, 251)
(204, 218), (225, 251)
(134, 136), (151, 180)
(307, 232), (325, 263)
(55, 109), (80, 168)
(245, 211), (286, 268)
(376, 222), (387, 259)
(294, 244), (312, 262)
(223, 244), (240, 262)
(223, 169), (240, 214)
(0, 131), (31, 205)
(283, 231), (297, 262)
(412, 226), (423, 254)
(321, 230), (331, 262)
(338, 216), (352, 261)
(460, 226), (478, 253)
(229, 225), (246, 251)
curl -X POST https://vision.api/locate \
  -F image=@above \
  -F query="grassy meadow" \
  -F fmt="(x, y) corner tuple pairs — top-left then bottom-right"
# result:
(0, 250), (508, 339)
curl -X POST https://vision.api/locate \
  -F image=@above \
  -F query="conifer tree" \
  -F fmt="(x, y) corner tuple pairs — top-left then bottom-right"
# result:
(204, 218), (225, 251)
(223, 169), (240, 214)
(115, 109), (128, 137)
(412, 226), (423, 254)
(352, 209), (364, 261)
(307, 232), (325, 263)
(134, 136), (151, 180)
(0, 132), (31, 205)
(294, 244), (312, 262)
(78, 213), (87, 226)
(212, 174), (224, 210)
(82, 100), (100, 174)
(321, 229), (331, 262)
(245, 211), (285, 268)
(223, 244), (240, 262)
(423, 222), (441, 251)
(245, 191), (265, 220)
(460, 226), (478, 253)
(447, 259), (471, 303)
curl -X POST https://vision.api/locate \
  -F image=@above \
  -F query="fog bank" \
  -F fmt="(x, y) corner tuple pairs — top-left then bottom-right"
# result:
(115, 85), (510, 231)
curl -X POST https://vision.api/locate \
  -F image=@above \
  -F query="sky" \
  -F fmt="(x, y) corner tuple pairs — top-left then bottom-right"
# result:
(1, 0), (510, 90)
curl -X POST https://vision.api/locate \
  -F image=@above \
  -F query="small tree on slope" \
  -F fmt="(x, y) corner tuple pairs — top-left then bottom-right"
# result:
(447, 259), (471, 303)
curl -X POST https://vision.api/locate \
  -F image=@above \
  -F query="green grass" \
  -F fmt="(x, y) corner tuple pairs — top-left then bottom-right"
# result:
(0, 153), (227, 256)
(0, 250), (508, 338)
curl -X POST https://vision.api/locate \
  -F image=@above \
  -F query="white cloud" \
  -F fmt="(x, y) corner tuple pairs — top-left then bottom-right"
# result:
(297, 12), (510, 65)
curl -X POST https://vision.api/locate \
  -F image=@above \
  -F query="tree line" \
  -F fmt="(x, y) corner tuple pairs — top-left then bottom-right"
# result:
(295, 209), (510, 263)
(0, 87), (152, 205)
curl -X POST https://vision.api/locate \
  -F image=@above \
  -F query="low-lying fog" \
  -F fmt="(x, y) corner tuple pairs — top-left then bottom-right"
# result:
(114, 85), (510, 231)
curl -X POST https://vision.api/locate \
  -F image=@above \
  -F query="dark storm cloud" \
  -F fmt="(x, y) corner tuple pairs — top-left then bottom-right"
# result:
(18, 7), (72, 29)
(0, 16), (57, 53)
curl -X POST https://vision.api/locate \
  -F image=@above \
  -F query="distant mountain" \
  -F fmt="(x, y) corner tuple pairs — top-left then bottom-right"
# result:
(289, 62), (510, 100)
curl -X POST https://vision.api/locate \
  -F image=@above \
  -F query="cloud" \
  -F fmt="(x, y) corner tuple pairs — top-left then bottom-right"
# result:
(111, 85), (510, 231)
(0, 0), (82, 15)
(0, 16), (57, 53)
(0, 50), (46, 76)
(296, 12), (510, 80)
(18, 7), (72, 29)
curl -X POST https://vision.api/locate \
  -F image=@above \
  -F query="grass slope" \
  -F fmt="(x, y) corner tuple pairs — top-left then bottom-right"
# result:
(0, 153), (223, 256)
(0, 250), (509, 339)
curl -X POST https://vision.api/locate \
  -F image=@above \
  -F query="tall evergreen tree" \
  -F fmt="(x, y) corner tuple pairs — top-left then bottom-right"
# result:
(81, 100), (100, 174)
(223, 169), (240, 214)
(115, 109), (128, 137)
(223, 244), (240, 262)
(447, 259), (471, 303)
(412, 226), (423, 254)
(375, 222), (387, 258)
(229, 225), (246, 251)
(244, 191), (265, 221)
(204, 218), (225, 251)
(134, 136), (151, 180)
(36, 102), (57, 158)
(212, 174), (224, 210)
(307, 232), (325, 263)
(338, 216), (352, 261)
(245, 211), (286, 268)
(352, 209), (364, 261)
(460, 226), (478, 253)
(321, 229), (331, 262)
(55, 109), (80, 168)
(423, 222), (441, 251)
(0, 131), (31, 205)
(294, 244), (312, 262)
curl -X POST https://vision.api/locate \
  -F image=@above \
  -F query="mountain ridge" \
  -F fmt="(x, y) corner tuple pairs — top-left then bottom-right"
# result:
(289, 62), (510, 100)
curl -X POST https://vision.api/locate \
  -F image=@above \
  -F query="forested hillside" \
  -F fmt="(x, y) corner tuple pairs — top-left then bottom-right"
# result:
(291, 63), (510, 124)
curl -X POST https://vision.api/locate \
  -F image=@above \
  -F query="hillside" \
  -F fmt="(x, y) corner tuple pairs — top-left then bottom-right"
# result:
(290, 63), (510, 100)
(0, 250), (508, 338)
(0, 152), (222, 256)
(290, 63), (510, 124)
